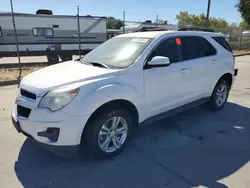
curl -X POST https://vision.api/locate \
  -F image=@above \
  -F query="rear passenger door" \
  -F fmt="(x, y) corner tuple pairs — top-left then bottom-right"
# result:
(181, 36), (217, 101)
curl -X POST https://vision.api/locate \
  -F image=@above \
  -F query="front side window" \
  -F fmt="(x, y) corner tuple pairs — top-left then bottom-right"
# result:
(0, 27), (2, 37)
(148, 38), (182, 63)
(33, 28), (53, 36)
(182, 36), (216, 60)
(80, 37), (152, 69)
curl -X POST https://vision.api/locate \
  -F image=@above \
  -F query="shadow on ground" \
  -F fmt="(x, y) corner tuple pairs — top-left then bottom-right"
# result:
(14, 102), (250, 188)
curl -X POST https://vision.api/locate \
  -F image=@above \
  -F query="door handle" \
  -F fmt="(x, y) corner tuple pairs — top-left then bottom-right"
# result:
(180, 68), (188, 73)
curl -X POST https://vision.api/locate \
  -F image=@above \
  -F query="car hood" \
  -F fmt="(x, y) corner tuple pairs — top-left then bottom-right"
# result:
(20, 61), (119, 96)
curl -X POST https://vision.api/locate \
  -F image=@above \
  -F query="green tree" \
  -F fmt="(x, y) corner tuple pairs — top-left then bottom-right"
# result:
(156, 19), (168, 24)
(239, 20), (250, 29)
(176, 11), (229, 28)
(107, 17), (123, 29)
(236, 0), (250, 26)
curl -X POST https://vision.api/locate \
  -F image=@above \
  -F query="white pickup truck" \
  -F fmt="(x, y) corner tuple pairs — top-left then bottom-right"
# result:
(12, 30), (238, 158)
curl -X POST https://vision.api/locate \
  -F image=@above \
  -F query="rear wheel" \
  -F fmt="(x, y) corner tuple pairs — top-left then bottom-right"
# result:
(85, 109), (133, 159)
(208, 80), (230, 110)
(47, 54), (59, 64)
(59, 54), (73, 62)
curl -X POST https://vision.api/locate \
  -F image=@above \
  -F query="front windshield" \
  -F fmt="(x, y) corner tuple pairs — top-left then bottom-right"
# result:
(80, 37), (152, 69)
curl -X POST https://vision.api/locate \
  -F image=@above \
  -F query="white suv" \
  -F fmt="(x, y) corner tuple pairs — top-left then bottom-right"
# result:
(12, 30), (238, 158)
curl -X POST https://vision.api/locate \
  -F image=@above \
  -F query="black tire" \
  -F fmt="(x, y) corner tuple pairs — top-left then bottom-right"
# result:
(47, 54), (59, 64)
(208, 80), (230, 110)
(59, 54), (73, 62)
(85, 109), (133, 159)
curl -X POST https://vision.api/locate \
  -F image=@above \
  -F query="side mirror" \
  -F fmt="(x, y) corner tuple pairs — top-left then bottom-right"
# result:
(148, 56), (170, 67)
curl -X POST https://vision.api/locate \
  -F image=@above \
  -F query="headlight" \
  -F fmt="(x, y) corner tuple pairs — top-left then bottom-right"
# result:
(38, 87), (79, 111)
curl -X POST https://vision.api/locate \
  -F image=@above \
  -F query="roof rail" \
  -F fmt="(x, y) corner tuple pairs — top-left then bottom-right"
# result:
(136, 27), (168, 32)
(178, 27), (215, 32)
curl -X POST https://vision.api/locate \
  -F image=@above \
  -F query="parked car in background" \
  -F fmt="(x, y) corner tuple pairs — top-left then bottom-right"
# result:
(12, 29), (237, 159)
(120, 20), (178, 33)
(242, 30), (250, 38)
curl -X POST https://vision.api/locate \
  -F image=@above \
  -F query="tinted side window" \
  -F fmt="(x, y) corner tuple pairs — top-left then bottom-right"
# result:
(148, 38), (182, 63)
(212, 37), (232, 52)
(0, 27), (2, 37)
(182, 37), (216, 60)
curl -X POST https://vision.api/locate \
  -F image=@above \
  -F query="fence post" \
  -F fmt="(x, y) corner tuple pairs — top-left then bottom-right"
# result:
(239, 28), (244, 50)
(10, 0), (22, 83)
(123, 11), (125, 34)
(228, 28), (233, 44)
(156, 15), (158, 28)
(248, 39), (250, 51)
(77, 6), (81, 58)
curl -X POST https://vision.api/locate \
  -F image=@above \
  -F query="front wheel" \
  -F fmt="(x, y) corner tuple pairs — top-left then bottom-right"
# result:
(208, 80), (230, 110)
(85, 109), (133, 159)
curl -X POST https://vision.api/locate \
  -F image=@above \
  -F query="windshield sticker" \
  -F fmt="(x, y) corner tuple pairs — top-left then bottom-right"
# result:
(132, 38), (149, 43)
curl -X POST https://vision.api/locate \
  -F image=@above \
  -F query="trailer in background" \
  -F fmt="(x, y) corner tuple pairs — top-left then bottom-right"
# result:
(0, 10), (107, 63)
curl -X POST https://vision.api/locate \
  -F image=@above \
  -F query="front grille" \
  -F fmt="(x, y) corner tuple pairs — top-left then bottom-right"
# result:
(17, 105), (31, 118)
(20, 89), (36, 100)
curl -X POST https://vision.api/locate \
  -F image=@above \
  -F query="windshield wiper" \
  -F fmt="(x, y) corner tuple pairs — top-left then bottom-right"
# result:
(86, 61), (109, 69)
(74, 56), (84, 61)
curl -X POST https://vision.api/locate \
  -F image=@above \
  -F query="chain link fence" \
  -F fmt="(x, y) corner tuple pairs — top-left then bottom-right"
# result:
(1, 6), (250, 84)
(214, 27), (250, 54)
(123, 20), (250, 54)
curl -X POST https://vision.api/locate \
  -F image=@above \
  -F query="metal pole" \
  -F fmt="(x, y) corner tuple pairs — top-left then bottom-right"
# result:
(228, 28), (233, 44)
(123, 11), (125, 34)
(10, 0), (22, 83)
(156, 15), (158, 27)
(77, 6), (81, 58)
(206, 0), (211, 28)
(239, 28), (244, 50)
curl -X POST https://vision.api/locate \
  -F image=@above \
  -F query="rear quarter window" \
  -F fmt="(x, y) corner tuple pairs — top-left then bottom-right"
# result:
(212, 37), (232, 52)
(181, 36), (217, 60)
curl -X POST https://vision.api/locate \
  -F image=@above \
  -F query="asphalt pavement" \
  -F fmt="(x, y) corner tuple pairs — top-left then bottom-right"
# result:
(1, 56), (250, 188)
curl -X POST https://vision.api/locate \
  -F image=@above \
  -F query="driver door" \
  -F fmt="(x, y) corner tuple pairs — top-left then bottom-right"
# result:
(143, 37), (192, 118)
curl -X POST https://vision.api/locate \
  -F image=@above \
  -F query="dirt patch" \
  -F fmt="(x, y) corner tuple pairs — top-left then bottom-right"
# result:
(233, 50), (250, 55)
(0, 68), (41, 81)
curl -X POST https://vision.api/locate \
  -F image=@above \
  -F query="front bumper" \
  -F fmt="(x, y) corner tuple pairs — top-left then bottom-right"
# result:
(12, 96), (91, 156)
(12, 115), (81, 156)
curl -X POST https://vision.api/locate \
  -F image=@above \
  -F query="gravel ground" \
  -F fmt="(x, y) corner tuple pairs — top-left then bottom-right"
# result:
(0, 55), (80, 64)
(0, 56), (250, 188)
(0, 68), (41, 81)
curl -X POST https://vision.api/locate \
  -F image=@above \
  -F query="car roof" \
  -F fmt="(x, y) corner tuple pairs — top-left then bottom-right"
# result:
(116, 31), (223, 39)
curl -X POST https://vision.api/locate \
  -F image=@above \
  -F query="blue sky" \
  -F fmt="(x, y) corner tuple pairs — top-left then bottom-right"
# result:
(2, 0), (242, 24)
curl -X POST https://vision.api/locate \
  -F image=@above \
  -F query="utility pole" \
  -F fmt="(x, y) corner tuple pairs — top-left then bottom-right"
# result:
(206, 0), (211, 28)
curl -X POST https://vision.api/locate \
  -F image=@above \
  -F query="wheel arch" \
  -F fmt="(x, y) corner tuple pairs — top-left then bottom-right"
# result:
(216, 73), (233, 89)
(81, 99), (139, 143)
